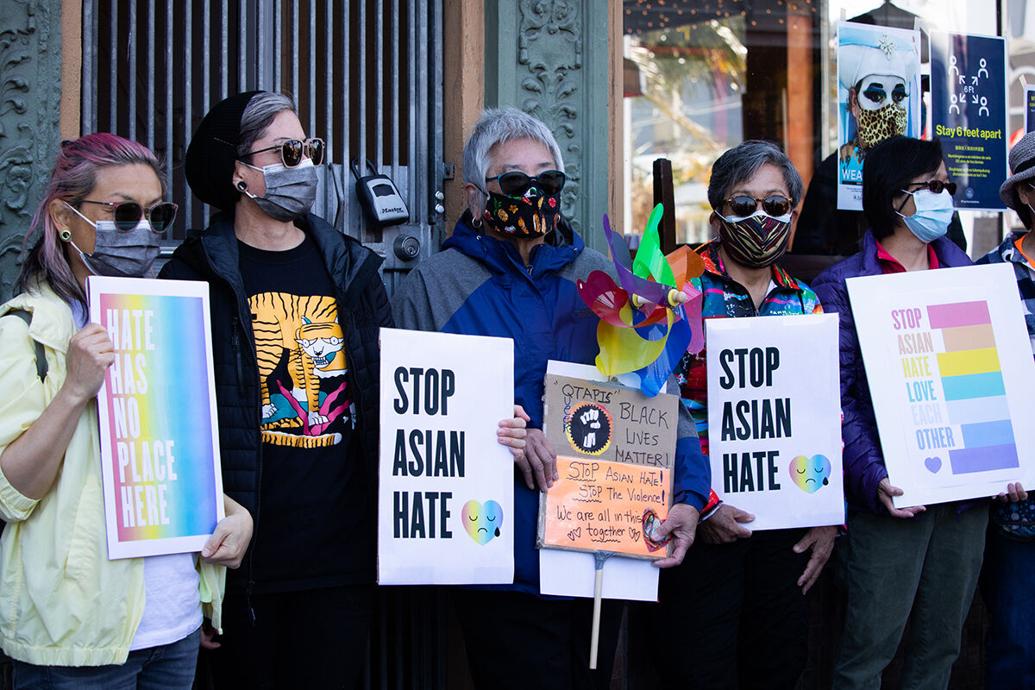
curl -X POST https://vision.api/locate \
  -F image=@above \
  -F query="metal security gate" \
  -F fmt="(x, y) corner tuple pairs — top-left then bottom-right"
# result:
(80, 0), (444, 295)
(79, 2), (448, 688)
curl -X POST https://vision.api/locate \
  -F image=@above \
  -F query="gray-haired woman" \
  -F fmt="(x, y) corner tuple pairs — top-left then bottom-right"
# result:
(160, 91), (392, 689)
(394, 107), (709, 689)
(655, 139), (837, 689)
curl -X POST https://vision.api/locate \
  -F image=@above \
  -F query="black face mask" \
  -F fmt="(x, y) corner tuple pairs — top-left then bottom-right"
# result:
(482, 187), (561, 238)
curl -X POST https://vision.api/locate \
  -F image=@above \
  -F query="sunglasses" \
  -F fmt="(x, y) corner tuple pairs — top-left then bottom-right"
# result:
(904, 179), (957, 196)
(240, 138), (326, 167)
(485, 170), (566, 197)
(79, 199), (178, 233)
(724, 194), (794, 218)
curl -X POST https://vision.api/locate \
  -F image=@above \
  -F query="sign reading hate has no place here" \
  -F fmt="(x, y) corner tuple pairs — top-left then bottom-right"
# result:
(90, 277), (225, 560)
(377, 328), (515, 584)
(847, 264), (1035, 506)
(706, 315), (845, 531)
(538, 374), (679, 559)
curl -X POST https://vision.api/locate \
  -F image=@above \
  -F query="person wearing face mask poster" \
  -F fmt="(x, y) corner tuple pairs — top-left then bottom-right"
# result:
(975, 132), (1035, 688)
(812, 136), (994, 689)
(159, 91), (392, 689)
(791, 39), (968, 257)
(393, 107), (709, 690)
(0, 133), (252, 689)
(649, 140), (836, 690)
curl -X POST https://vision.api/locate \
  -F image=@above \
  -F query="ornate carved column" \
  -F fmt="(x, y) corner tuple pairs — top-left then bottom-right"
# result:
(0, 0), (64, 301)
(484, 0), (611, 253)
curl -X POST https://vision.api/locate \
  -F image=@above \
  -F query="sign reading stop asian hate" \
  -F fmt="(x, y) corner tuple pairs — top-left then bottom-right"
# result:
(378, 328), (515, 585)
(706, 315), (845, 531)
(538, 374), (679, 559)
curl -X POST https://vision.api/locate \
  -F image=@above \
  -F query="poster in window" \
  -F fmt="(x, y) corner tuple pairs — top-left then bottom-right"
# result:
(836, 22), (922, 211)
(931, 32), (1007, 211)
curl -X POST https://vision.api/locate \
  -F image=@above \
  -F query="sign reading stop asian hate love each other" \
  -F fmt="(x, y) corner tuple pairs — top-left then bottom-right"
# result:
(537, 374), (680, 560)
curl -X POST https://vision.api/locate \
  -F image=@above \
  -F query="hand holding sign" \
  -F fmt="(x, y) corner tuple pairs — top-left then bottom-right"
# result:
(63, 324), (116, 404)
(497, 405), (530, 461)
(877, 478), (925, 519)
(699, 504), (754, 544)
(201, 496), (253, 569)
(652, 503), (700, 568)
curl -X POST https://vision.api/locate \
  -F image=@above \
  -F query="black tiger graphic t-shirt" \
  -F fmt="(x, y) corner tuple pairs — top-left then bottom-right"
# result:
(237, 234), (371, 590)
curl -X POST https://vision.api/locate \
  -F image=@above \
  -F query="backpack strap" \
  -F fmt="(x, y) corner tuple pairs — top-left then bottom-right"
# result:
(5, 309), (48, 382)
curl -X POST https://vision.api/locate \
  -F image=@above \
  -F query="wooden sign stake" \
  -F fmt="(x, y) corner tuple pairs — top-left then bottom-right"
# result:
(589, 551), (614, 670)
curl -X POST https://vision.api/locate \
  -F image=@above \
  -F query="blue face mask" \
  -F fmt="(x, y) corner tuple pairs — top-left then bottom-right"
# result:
(897, 188), (954, 243)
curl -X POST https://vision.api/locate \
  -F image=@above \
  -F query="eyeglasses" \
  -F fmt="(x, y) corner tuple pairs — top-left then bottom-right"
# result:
(724, 194), (794, 218)
(904, 179), (957, 196)
(78, 199), (178, 233)
(240, 138), (326, 167)
(484, 170), (566, 197)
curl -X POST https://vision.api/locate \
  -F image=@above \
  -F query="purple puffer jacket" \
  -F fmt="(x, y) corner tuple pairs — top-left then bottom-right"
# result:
(812, 231), (973, 514)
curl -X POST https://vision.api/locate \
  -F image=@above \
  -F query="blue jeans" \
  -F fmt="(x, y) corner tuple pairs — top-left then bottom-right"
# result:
(11, 627), (200, 690)
(983, 527), (1035, 688)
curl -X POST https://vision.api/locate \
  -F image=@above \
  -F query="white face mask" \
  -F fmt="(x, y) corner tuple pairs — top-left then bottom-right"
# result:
(896, 188), (955, 244)
(64, 202), (161, 277)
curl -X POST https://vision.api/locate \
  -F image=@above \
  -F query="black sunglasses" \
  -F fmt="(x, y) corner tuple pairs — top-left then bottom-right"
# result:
(240, 138), (325, 167)
(724, 194), (793, 218)
(904, 179), (957, 196)
(79, 199), (178, 233)
(485, 170), (566, 197)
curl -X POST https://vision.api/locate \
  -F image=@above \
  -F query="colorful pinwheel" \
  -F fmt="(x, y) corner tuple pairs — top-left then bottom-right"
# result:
(577, 204), (706, 397)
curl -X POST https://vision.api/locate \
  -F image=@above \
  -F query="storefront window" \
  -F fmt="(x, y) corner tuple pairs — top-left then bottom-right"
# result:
(623, 0), (1008, 259)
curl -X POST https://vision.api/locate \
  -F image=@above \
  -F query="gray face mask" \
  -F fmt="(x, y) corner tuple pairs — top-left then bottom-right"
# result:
(241, 158), (318, 221)
(65, 203), (161, 277)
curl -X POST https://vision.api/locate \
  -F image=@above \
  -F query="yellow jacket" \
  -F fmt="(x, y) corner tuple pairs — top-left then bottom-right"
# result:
(0, 284), (224, 666)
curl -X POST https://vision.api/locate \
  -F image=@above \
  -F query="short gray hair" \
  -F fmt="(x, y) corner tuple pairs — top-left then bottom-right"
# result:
(462, 107), (564, 188)
(707, 140), (803, 211)
(237, 91), (297, 156)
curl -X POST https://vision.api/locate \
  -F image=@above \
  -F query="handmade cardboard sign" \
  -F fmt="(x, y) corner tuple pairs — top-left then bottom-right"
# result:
(847, 264), (1035, 506)
(538, 373), (679, 559)
(377, 328), (514, 584)
(538, 361), (664, 603)
(89, 277), (225, 560)
(706, 315), (845, 530)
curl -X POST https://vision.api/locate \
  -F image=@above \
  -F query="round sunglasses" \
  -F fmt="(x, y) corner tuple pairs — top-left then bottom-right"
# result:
(79, 199), (178, 233)
(239, 138), (325, 167)
(724, 194), (793, 218)
(904, 179), (957, 196)
(485, 170), (566, 197)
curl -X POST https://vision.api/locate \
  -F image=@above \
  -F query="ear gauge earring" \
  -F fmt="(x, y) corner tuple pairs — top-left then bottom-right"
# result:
(59, 229), (72, 242)
(237, 181), (248, 191)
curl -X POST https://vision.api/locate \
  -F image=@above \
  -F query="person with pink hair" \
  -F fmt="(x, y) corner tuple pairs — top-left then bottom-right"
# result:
(0, 133), (252, 689)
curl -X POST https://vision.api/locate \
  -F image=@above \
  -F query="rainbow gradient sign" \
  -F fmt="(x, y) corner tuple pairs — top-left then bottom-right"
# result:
(89, 277), (224, 559)
(848, 264), (1035, 507)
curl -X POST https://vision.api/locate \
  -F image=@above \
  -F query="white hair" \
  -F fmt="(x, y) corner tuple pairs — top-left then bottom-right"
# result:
(237, 91), (297, 156)
(462, 107), (565, 194)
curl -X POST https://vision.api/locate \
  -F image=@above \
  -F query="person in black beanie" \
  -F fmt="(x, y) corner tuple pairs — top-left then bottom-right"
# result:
(160, 91), (392, 689)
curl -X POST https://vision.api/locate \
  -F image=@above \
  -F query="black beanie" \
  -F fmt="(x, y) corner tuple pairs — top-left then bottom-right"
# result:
(184, 90), (263, 210)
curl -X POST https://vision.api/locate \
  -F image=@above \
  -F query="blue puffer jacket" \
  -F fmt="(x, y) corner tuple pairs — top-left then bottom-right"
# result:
(394, 213), (710, 593)
(812, 231), (973, 514)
